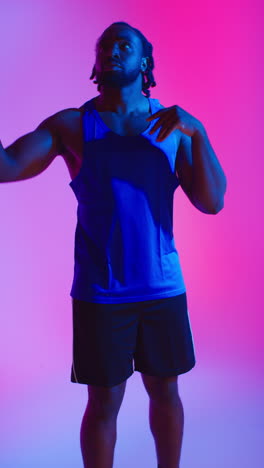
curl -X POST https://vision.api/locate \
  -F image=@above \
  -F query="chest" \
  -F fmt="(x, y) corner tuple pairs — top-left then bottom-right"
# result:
(61, 109), (152, 180)
(97, 110), (152, 136)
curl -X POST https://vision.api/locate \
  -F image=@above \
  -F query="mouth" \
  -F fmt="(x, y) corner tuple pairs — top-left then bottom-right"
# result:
(104, 62), (122, 70)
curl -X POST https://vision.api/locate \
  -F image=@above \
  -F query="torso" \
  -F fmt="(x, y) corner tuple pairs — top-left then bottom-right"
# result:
(57, 96), (152, 181)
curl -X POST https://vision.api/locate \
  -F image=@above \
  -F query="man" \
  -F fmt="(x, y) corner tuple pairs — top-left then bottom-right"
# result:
(0, 21), (227, 468)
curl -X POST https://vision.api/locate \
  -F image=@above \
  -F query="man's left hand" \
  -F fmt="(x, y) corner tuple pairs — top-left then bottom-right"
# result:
(146, 105), (204, 141)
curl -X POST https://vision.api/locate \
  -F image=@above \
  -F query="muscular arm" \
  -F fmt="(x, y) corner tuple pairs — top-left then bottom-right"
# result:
(0, 111), (66, 183)
(176, 131), (227, 214)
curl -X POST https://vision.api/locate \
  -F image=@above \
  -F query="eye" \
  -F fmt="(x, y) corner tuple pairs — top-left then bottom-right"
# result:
(120, 41), (131, 49)
(97, 40), (131, 54)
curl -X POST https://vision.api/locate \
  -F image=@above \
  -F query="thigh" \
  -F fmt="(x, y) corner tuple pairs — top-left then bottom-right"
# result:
(133, 293), (196, 377)
(71, 298), (139, 387)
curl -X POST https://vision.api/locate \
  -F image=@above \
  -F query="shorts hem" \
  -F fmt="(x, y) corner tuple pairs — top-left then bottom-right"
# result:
(134, 360), (196, 377)
(70, 370), (134, 387)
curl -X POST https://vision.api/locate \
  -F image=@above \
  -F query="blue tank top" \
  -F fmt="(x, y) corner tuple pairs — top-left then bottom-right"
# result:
(69, 96), (187, 303)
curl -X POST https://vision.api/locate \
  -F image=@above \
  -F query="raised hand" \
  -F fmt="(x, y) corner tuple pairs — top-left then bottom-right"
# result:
(146, 105), (204, 142)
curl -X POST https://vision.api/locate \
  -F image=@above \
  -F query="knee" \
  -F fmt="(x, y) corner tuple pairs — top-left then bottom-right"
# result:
(87, 381), (126, 418)
(142, 374), (180, 403)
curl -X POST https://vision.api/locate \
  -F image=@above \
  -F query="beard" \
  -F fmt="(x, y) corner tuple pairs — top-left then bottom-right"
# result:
(96, 66), (142, 89)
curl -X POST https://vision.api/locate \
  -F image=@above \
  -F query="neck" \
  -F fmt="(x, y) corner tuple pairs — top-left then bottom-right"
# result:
(95, 84), (148, 115)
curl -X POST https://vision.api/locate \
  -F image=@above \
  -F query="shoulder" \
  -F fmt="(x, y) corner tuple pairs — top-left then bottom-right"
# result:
(37, 107), (83, 134)
(40, 95), (95, 128)
(150, 97), (165, 109)
(38, 99), (95, 139)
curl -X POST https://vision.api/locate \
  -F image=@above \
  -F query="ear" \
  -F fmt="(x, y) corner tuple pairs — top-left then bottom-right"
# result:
(141, 57), (148, 72)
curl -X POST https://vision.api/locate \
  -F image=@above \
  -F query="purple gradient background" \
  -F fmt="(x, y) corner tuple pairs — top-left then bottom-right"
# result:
(0, 1), (263, 467)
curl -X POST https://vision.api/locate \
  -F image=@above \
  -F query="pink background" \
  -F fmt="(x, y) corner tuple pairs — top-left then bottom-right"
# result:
(0, 0), (263, 466)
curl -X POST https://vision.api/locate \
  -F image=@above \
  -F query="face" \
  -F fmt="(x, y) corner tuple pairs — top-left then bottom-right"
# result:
(94, 26), (147, 89)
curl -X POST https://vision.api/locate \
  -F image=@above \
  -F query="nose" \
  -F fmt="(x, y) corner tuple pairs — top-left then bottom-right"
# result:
(108, 42), (120, 58)
(97, 41), (122, 69)
(103, 43), (121, 68)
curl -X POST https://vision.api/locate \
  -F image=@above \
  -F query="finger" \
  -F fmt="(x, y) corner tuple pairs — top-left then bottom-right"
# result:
(156, 126), (172, 141)
(146, 109), (167, 121)
(156, 122), (181, 141)
(150, 117), (176, 136)
(148, 120), (164, 134)
(149, 115), (170, 134)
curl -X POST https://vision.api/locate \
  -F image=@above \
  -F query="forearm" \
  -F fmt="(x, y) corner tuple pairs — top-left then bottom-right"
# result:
(190, 127), (227, 213)
(0, 139), (16, 182)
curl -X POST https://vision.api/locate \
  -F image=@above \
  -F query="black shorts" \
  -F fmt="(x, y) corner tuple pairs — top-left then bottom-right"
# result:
(71, 293), (196, 387)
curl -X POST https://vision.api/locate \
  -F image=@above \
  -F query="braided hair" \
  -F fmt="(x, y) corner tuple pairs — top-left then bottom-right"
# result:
(89, 22), (156, 98)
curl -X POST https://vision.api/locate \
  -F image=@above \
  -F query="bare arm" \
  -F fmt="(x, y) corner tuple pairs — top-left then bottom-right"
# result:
(0, 112), (65, 183)
(176, 132), (227, 214)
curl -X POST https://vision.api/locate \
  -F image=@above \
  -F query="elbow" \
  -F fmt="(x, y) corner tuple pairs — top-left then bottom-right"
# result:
(210, 180), (227, 214)
(192, 196), (225, 214)
(209, 198), (225, 214)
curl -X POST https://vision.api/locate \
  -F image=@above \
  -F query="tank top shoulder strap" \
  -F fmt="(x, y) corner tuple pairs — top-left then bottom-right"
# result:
(82, 98), (96, 142)
(150, 98), (178, 177)
(150, 97), (165, 111)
